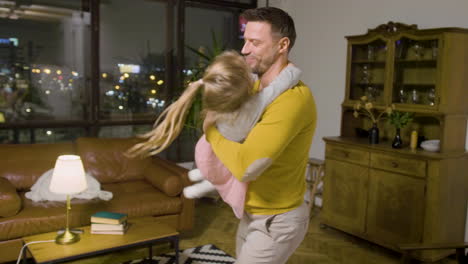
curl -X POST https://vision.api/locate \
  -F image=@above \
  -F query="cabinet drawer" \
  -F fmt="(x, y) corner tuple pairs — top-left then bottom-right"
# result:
(370, 153), (426, 178)
(326, 144), (369, 166)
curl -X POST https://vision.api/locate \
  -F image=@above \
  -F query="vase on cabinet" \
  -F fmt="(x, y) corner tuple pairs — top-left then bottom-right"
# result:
(369, 123), (379, 144)
(392, 128), (403, 148)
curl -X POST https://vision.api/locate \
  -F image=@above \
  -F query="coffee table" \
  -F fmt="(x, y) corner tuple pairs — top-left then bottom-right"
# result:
(22, 216), (179, 264)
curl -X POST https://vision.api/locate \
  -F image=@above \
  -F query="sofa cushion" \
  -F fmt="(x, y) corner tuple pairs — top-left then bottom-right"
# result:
(0, 143), (74, 191)
(76, 137), (153, 184)
(0, 178), (21, 217)
(0, 180), (181, 241)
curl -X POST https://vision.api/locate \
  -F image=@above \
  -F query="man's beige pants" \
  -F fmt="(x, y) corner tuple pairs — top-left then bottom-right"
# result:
(235, 201), (310, 264)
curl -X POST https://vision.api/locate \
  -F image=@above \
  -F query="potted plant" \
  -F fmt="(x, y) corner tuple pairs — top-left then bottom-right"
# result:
(184, 30), (225, 137)
(388, 111), (414, 148)
(166, 31), (225, 161)
(353, 96), (393, 144)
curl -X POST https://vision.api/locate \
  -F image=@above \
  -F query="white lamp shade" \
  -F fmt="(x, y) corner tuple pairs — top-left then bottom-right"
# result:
(49, 155), (88, 194)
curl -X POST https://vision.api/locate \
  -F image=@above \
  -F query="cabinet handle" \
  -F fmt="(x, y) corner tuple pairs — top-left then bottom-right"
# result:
(391, 161), (399, 168)
(341, 151), (350, 158)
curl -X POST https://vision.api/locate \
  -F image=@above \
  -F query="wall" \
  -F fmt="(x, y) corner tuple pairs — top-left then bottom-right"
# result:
(260, 0), (468, 160)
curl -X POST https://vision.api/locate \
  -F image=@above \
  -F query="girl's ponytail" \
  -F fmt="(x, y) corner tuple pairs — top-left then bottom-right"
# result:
(126, 80), (203, 158)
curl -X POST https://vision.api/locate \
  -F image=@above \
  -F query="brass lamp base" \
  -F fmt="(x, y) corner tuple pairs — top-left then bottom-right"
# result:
(55, 229), (80, 245)
(55, 195), (80, 245)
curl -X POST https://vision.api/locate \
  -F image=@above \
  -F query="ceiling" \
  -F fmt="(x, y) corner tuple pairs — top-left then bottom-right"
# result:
(0, 0), (82, 21)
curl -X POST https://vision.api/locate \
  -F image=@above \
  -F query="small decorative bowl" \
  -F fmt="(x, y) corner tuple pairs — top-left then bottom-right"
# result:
(421, 139), (440, 152)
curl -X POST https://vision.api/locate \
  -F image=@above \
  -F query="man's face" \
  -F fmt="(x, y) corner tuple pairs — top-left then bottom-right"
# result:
(241, 21), (281, 75)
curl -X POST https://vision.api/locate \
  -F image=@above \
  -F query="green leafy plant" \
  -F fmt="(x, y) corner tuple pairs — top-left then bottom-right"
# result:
(183, 30), (226, 135)
(388, 111), (414, 129)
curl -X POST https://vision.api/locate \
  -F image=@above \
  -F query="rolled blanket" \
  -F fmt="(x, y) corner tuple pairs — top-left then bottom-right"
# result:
(25, 168), (113, 202)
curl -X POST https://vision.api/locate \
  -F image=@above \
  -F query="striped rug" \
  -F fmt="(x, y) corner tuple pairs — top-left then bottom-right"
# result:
(124, 244), (235, 264)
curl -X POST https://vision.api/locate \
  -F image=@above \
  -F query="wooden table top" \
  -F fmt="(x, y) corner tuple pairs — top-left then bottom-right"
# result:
(23, 216), (179, 263)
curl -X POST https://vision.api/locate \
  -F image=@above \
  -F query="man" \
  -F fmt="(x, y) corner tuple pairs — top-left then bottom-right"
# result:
(204, 7), (317, 264)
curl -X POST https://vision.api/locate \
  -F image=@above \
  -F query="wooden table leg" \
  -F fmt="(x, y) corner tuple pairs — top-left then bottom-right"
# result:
(455, 248), (467, 264)
(23, 245), (28, 264)
(148, 244), (153, 260)
(173, 237), (179, 264)
(400, 251), (412, 264)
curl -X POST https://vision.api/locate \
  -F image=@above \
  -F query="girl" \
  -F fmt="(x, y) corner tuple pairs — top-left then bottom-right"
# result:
(127, 50), (300, 218)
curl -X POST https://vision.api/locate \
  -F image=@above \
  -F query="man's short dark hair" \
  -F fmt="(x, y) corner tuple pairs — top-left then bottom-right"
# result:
(241, 7), (296, 51)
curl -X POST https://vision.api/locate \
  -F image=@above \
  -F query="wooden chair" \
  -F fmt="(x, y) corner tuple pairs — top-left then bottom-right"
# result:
(307, 158), (325, 211)
(399, 242), (468, 264)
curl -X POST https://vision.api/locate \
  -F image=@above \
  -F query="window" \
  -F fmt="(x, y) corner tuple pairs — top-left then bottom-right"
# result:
(185, 6), (243, 76)
(0, 0), (89, 142)
(99, 0), (168, 121)
(0, 0), (257, 161)
(0, 2), (89, 123)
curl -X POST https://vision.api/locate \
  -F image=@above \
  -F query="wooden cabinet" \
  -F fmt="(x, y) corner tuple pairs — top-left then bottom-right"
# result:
(322, 22), (468, 262)
(366, 168), (426, 244)
(322, 159), (369, 234)
(340, 22), (468, 152)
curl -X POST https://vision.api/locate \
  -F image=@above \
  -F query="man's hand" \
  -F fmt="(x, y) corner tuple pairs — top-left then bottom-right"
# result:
(203, 111), (217, 132)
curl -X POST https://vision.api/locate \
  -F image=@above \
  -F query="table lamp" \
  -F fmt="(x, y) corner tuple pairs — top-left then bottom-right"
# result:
(49, 155), (88, 245)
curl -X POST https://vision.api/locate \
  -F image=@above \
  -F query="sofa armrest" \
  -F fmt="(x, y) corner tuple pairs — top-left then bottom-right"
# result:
(154, 158), (194, 231)
(147, 157), (194, 231)
(153, 157), (191, 187)
(144, 158), (184, 197)
(0, 177), (22, 217)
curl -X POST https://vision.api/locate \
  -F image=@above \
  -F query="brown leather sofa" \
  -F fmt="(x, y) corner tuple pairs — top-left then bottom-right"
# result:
(0, 137), (194, 263)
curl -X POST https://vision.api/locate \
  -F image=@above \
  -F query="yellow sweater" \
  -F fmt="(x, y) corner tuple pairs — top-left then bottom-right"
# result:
(206, 80), (317, 215)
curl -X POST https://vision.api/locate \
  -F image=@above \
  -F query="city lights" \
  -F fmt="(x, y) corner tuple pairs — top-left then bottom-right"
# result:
(105, 90), (115, 96)
(118, 64), (140, 74)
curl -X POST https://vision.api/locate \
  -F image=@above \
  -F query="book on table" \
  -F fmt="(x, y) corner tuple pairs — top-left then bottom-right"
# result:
(91, 222), (127, 231)
(90, 211), (127, 225)
(90, 224), (129, 235)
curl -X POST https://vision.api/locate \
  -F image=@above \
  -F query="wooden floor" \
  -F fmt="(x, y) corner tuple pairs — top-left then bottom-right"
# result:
(44, 198), (458, 264)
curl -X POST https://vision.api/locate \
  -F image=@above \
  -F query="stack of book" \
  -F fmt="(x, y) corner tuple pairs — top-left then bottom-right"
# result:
(90, 211), (128, 235)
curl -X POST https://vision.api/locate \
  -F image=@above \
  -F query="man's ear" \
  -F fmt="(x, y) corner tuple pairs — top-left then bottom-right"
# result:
(278, 37), (290, 54)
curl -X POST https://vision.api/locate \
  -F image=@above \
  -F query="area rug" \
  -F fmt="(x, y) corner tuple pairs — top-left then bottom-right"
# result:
(124, 244), (236, 264)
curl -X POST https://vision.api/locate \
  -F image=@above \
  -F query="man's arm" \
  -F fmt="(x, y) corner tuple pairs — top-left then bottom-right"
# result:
(206, 84), (313, 182)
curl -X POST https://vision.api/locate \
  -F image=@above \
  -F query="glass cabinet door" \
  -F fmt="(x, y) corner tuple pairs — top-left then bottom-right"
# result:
(348, 39), (387, 104)
(392, 37), (438, 107)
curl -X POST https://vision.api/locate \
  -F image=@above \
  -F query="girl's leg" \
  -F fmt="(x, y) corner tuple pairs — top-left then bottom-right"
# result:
(188, 168), (204, 182)
(183, 180), (216, 198)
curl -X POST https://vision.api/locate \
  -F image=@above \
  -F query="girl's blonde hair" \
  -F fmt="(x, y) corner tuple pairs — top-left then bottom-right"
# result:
(126, 50), (253, 158)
